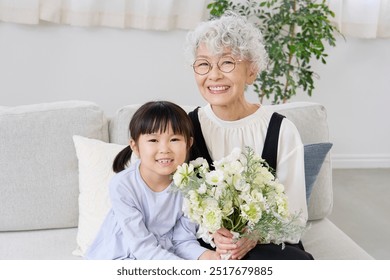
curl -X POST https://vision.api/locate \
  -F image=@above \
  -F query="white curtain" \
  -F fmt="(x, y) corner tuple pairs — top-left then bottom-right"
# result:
(0, 0), (208, 30)
(328, 0), (390, 38)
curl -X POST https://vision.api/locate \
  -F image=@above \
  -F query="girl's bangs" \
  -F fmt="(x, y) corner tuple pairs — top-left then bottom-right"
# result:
(144, 110), (186, 137)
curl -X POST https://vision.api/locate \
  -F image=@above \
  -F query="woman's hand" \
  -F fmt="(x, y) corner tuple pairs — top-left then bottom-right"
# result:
(213, 228), (257, 260)
(228, 236), (257, 260)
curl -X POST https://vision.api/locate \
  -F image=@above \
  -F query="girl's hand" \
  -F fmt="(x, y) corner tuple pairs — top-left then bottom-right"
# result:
(198, 250), (220, 260)
(213, 228), (257, 260)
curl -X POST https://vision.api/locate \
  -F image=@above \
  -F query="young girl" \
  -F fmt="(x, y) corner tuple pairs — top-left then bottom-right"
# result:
(85, 101), (219, 260)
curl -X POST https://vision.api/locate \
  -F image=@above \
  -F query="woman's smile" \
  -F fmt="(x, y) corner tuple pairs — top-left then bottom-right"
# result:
(208, 85), (230, 94)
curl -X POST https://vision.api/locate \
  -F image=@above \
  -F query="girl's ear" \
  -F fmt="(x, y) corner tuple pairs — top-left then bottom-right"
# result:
(129, 139), (139, 157)
(189, 137), (194, 148)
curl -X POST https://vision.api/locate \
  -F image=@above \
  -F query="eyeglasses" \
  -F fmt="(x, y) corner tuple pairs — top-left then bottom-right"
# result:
(192, 56), (242, 75)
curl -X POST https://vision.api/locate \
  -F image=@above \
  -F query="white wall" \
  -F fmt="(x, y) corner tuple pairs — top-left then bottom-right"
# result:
(289, 36), (390, 168)
(1, 21), (389, 168)
(0, 22), (205, 114)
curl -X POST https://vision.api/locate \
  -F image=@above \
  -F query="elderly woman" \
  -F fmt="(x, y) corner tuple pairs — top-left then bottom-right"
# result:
(185, 13), (313, 260)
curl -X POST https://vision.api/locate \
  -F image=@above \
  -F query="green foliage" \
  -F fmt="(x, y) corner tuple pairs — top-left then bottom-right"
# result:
(207, 0), (340, 103)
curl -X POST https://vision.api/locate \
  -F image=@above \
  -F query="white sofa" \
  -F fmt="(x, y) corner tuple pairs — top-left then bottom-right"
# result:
(0, 100), (373, 260)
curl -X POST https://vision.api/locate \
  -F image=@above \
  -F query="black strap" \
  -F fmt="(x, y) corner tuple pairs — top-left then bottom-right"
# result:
(188, 107), (214, 168)
(261, 112), (285, 173)
(189, 108), (285, 173)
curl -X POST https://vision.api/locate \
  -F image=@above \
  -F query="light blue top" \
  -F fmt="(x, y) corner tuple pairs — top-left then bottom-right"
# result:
(85, 160), (207, 260)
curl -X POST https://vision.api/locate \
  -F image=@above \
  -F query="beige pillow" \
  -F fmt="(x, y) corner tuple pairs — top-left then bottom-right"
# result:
(72, 135), (126, 257)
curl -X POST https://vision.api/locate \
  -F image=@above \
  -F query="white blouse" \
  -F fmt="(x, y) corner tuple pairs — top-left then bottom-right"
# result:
(198, 104), (308, 236)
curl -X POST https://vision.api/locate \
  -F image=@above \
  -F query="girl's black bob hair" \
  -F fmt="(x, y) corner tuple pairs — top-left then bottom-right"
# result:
(112, 101), (194, 173)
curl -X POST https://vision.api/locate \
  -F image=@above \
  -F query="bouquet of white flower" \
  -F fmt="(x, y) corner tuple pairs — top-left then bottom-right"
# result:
(172, 146), (306, 257)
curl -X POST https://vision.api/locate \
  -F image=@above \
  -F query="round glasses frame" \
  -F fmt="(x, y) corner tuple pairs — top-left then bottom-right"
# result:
(192, 56), (242, 75)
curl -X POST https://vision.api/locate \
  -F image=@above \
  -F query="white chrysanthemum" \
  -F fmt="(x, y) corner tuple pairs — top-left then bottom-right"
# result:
(235, 181), (251, 193)
(252, 153), (262, 161)
(240, 202), (262, 224)
(184, 190), (203, 222)
(227, 147), (242, 162)
(231, 174), (244, 190)
(212, 184), (227, 200)
(253, 171), (273, 186)
(275, 196), (289, 217)
(190, 157), (209, 173)
(205, 170), (224, 186)
(238, 192), (252, 204)
(273, 181), (285, 193)
(199, 197), (223, 232)
(188, 189), (199, 202)
(202, 207), (222, 233)
(190, 157), (206, 168)
(197, 182), (207, 194)
(259, 166), (275, 180)
(214, 147), (242, 169)
(225, 160), (244, 176)
(251, 189), (265, 203)
(201, 197), (219, 209)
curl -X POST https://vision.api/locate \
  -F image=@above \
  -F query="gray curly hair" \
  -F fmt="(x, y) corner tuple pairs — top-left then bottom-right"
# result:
(185, 12), (268, 73)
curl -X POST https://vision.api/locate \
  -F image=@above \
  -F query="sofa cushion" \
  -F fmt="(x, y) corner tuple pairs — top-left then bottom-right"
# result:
(0, 228), (80, 260)
(269, 102), (333, 221)
(72, 135), (126, 257)
(0, 101), (108, 231)
(304, 142), (333, 203)
(0, 219), (372, 260)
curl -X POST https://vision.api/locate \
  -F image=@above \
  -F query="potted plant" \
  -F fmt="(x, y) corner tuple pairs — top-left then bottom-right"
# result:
(207, 0), (340, 103)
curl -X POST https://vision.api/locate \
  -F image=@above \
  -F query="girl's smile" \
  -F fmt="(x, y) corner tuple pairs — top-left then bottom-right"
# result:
(130, 125), (191, 191)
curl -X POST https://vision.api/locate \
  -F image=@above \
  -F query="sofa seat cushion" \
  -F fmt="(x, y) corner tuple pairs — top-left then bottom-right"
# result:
(0, 228), (80, 260)
(302, 218), (373, 260)
(0, 101), (108, 231)
(0, 219), (372, 260)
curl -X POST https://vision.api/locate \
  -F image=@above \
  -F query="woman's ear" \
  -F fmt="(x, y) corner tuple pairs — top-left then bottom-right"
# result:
(129, 139), (139, 157)
(246, 63), (259, 85)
